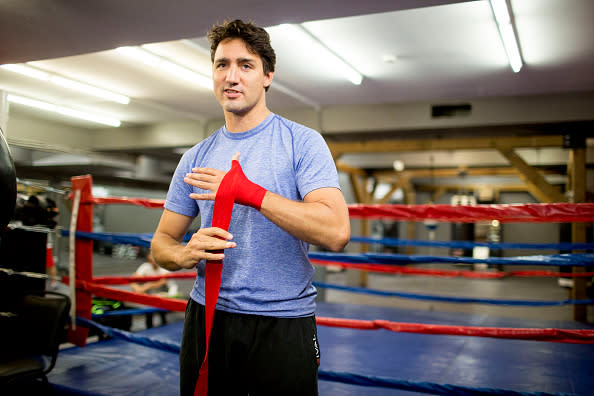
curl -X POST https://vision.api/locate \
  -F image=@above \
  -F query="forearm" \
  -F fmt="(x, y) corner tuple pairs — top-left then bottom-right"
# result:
(151, 231), (187, 271)
(143, 280), (167, 292)
(259, 190), (350, 252)
(131, 280), (164, 293)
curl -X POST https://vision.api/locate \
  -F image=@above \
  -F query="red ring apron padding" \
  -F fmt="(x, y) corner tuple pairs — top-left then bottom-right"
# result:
(195, 160), (266, 396)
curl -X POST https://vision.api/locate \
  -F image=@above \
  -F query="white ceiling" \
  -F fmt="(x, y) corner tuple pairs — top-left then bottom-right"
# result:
(0, 0), (593, 187)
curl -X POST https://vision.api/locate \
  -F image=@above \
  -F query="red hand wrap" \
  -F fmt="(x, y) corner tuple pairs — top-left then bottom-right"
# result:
(227, 160), (267, 210)
(194, 159), (266, 396)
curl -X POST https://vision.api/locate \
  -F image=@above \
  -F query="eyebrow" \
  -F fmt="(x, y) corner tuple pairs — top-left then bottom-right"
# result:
(214, 56), (256, 64)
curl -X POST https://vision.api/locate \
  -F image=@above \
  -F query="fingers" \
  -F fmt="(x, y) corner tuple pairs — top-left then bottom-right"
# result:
(183, 227), (236, 263)
(190, 167), (223, 177)
(197, 226), (234, 241)
(186, 153), (239, 200)
(184, 171), (221, 188)
(185, 167), (225, 197)
(189, 192), (216, 200)
(186, 172), (220, 183)
(185, 179), (214, 191)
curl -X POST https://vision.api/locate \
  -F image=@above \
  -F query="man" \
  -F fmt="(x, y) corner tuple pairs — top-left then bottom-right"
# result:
(151, 19), (350, 395)
(130, 252), (178, 296)
(130, 252), (179, 328)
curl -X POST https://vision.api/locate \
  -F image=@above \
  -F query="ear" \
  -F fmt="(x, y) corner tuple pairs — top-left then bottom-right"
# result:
(263, 71), (274, 89)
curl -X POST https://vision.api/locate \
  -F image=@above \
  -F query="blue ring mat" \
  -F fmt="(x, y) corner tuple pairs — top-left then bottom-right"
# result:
(43, 302), (594, 395)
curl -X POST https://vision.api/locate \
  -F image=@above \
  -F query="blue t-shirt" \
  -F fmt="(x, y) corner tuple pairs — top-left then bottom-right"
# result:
(164, 113), (340, 317)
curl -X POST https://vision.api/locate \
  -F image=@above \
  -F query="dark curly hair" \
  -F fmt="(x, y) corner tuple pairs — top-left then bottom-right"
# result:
(207, 19), (276, 91)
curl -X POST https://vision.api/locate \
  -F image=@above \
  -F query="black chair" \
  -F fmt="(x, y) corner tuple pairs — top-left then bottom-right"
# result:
(0, 290), (71, 390)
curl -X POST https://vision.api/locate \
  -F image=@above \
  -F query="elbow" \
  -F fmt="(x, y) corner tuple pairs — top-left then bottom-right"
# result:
(326, 222), (350, 252)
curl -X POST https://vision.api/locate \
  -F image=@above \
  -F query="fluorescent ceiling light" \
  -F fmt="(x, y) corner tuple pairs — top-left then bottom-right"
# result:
(276, 24), (363, 85)
(0, 64), (130, 104)
(116, 46), (212, 90)
(1, 63), (50, 80)
(7, 94), (121, 127)
(180, 39), (211, 56)
(489, 0), (523, 73)
(49, 76), (130, 104)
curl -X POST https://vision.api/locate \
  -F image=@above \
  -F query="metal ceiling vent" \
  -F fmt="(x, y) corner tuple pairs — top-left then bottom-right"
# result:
(431, 104), (472, 118)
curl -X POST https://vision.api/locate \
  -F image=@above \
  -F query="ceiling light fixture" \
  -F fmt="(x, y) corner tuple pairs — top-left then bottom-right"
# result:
(489, 0), (523, 73)
(7, 94), (121, 127)
(1, 63), (49, 80)
(276, 24), (363, 85)
(115, 46), (212, 90)
(0, 64), (130, 104)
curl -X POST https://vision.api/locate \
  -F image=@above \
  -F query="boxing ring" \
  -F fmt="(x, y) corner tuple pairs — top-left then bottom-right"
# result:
(14, 175), (594, 395)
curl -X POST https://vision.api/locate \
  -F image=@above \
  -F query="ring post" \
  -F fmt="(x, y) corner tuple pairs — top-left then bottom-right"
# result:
(67, 175), (94, 346)
(569, 145), (588, 322)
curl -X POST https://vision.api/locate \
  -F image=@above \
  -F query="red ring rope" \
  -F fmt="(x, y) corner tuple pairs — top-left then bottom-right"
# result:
(72, 278), (594, 344)
(79, 195), (594, 223)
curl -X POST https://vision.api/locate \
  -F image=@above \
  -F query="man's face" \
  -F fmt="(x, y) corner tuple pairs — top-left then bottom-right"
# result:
(212, 38), (273, 116)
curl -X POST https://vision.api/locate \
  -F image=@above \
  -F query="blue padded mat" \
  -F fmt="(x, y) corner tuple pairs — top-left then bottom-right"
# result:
(44, 302), (594, 395)
(315, 303), (594, 395)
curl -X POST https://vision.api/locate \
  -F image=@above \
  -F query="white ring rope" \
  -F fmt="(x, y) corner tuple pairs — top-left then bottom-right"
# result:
(16, 177), (69, 195)
(69, 189), (81, 330)
(0, 267), (54, 280)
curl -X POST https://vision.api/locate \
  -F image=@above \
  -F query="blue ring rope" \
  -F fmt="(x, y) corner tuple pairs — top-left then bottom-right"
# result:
(350, 236), (594, 251)
(313, 282), (594, 306)
(76, 316), (180, 353)
(61, 230), (594, 267)
(309, 251), (594, 267)
(62, 230), (594, 252)
(317, 370), (575, 396)
(91, 307), (167, 318)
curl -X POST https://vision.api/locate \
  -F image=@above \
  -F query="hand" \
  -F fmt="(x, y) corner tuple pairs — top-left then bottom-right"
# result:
(175, 227), (236, 269)
(185, 152), (240, 201)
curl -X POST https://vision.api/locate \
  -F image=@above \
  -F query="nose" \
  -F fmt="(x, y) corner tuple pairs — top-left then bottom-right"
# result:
(225, 64), (239, 84)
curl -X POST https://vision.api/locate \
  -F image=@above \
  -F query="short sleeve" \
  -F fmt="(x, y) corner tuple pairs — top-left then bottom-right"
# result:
(164, 150), (199, 217)
(294, 128), (340, 198)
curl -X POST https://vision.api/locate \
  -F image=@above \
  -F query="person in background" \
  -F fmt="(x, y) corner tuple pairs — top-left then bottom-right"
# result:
(131, 252), (179, 328)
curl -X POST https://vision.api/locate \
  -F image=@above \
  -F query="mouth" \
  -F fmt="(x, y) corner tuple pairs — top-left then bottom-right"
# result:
(224, 88), (242, 97)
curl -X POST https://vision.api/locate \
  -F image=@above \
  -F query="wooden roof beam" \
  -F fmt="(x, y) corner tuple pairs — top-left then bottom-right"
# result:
(497, 147), (567, 203)
(328, 135), (563, 156)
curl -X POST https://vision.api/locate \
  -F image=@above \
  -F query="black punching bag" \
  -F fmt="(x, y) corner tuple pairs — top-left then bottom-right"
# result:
(0, 127), (17, 231)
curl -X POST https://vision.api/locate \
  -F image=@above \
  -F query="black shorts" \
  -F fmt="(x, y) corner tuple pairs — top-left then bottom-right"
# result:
(180, 298), (320, 396)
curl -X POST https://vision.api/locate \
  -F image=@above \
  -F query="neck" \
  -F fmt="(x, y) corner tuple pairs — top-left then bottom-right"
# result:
(224, 106), (271, 133)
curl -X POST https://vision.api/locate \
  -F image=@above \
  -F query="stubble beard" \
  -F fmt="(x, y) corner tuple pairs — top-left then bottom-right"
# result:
(222, 97), (257, 117)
